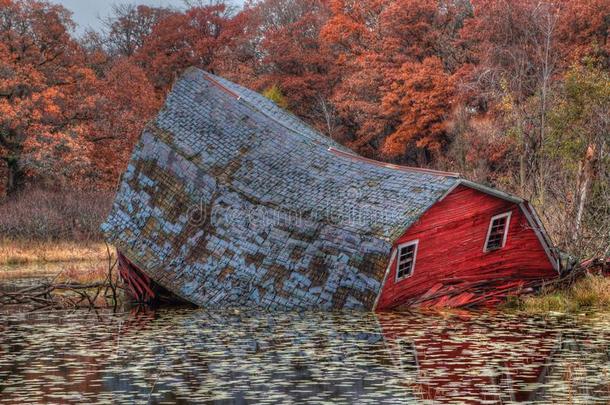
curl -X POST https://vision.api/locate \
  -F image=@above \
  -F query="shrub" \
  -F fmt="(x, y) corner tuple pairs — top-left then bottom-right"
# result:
(0, 188), (114, 242)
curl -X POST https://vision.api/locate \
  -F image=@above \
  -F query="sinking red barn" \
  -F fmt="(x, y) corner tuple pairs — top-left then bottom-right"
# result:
(102, 68), (560, 311)
(375, 183), (558, 310)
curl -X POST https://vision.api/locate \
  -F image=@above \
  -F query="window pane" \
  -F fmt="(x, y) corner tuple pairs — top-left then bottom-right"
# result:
(486, 214), (509, 251)
(397, 243), (417, 280)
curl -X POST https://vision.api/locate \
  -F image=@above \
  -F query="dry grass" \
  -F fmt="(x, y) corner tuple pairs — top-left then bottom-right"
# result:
(57, 263), (112, 284)
(0, 239), (109, 265)
(505, 275), (610, 313)
(569, 276), (610, 308)
(0, 188), (114, 265)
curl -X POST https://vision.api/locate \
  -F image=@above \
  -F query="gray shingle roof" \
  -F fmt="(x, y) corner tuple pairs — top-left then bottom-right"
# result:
(102, 68), (459, 310)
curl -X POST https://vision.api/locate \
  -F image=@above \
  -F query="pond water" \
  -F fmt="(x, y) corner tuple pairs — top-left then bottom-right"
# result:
(0, 307), (609, 404)
(0, 266), (609, 404)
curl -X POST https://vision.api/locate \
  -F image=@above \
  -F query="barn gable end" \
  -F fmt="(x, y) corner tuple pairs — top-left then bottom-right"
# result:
(375, 185), (558, 310)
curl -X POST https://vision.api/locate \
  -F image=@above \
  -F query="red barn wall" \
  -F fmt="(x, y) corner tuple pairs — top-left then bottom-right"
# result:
(376, 185), (557, 310)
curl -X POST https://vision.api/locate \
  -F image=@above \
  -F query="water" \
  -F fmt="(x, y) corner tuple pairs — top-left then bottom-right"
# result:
(1, 266), (609, 404)
(0, 306), (608, 404)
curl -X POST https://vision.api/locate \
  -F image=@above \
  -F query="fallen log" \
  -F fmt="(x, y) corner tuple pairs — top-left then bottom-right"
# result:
(0, 245), (122, 312)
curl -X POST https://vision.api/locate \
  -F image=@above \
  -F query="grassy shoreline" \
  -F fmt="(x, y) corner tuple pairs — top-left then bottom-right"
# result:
(0, 239), (109, 266)
(1, 236), (608, 315)
(503, 275), (610, 313)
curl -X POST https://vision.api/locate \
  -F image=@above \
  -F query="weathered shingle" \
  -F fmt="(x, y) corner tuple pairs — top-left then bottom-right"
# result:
(102, 68), (459, 310)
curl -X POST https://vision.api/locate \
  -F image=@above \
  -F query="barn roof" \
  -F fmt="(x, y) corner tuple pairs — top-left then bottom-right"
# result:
(100, 68), (469, 310)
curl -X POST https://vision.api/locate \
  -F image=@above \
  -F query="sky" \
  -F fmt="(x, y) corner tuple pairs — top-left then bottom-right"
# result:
(50, 1), (244, 35)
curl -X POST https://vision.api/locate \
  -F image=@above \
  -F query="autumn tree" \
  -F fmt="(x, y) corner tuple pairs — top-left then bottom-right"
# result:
(255, 0), (338, 136)
(556, 0), (610, 67)
(134, 3), (233, 90)
(381, 57), (454, 162)
(79, 29), (111, 76)
(441, 109), (513, 183)
(321, 0), (469, 162)
(320, 0), (388, 153)
(101, 4), (173, 58)
(208, 6), (261, 86)
(0, 0), (100, 191)
(89, 58), (160, 187)
(458, 0), (563, 197)
(545, 61), (610, 257)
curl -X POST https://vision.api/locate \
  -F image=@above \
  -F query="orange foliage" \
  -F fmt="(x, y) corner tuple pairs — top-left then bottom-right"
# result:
(89, 59), (160, 187)
(0, 0), (96, 187)
(320, 0), (464, 162)
(381, 57), (454, 160)
(134, 4), (232, 90)
(1, 0), (608, 193)
(0, 1), (164, 191)
(557, 0), (610, 65)
(256, 1), (335, 126)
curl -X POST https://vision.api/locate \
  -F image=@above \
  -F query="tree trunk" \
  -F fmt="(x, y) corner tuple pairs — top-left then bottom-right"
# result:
(520, 149), (527, 196)
(0, 158), (10, 199)
(537, 6), (556, 204)
(573, 144), (598, 241)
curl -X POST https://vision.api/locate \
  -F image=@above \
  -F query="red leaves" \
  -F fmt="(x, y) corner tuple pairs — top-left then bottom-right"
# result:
(0, 0), (96, 187)
(320, 0), (464, 162)
(556, 0), (610, 65)
(0, 1), (160, 190)
(257, 2), (335, 126)
(134, 4), (232, 90)
(381, 57), (454, 159)
(90, 59), (160, 187)
(1, 0), (608, 194)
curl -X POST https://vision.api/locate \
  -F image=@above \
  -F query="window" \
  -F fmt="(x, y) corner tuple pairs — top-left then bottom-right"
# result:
(396, 240), (418, 281)
(484, 212), (511, 252)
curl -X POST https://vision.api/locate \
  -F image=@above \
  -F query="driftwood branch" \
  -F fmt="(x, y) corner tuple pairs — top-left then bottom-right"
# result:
(0, 246), (122, 312)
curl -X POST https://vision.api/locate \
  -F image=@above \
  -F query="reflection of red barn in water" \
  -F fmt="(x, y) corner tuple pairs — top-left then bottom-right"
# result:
(378, 312), (560, 403)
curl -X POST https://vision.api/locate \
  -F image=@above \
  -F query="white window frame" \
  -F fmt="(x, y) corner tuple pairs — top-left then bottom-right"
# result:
(484, 211), (512, 252)
(395, 240), (418, 282)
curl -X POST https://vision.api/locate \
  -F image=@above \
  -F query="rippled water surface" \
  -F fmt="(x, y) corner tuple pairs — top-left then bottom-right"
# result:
(1, 306), (609, 404)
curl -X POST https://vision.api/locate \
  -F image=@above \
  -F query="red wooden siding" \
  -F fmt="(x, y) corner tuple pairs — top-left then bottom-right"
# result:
(376, 185), (557, 310)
